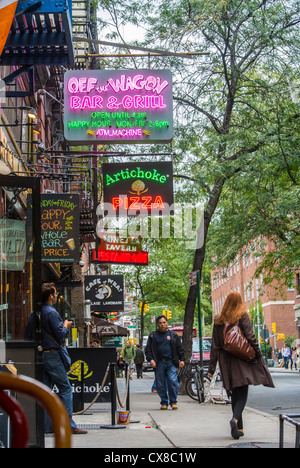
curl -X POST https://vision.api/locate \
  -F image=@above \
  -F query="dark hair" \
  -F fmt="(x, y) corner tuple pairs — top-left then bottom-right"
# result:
(156, 314), (168, 324)
(41, 282), (56, 303)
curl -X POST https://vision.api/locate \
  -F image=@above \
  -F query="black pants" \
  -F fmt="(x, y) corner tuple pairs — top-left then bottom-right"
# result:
(136, 363), (143, 377)
(231, 385), (249, 430)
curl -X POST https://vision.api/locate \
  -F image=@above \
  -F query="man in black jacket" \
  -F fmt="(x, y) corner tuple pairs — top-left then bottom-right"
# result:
(145, 315), (185, 410)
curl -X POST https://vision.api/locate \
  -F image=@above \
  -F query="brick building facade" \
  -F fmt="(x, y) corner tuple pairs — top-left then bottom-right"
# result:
(211, 240), (299, 355)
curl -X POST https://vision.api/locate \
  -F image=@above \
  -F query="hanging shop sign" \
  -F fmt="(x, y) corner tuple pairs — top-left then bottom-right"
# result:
(92, 233), (148, 265)
(84, 275), (124, 312)
(102, 161), (174, 215)
(0, 219), (26, 271)
(64, 69), (173, 144)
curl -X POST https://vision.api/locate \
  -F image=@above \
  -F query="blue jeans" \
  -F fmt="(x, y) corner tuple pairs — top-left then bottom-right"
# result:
(155, 360), (179, 406)
(43, 350), (76, 432)
(284, 356), (289, 369)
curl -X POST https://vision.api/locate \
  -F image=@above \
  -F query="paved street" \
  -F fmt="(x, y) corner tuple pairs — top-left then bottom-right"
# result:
(247, 372), (300, 416)
(124, 369), (300, 418)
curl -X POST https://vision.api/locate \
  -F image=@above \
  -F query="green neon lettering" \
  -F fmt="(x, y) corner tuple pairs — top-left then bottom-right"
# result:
(105, 167), (168, 186)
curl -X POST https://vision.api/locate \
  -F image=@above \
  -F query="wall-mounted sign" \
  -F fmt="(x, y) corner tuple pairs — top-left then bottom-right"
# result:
(84, 275), (124, 312)
(64, 70), (173, 144)
(0, 219), (26, 271)
(40, 194), (80, 263)
(102, 161), (174, 215)
(92, 233), (148, 265)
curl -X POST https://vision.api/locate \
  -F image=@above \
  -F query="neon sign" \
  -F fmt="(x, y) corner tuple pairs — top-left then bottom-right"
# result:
(92, 233), (148, 265)
(92, 250), (149, 265)
(64, 70), (173, 144)
(102, 162), (174, 216)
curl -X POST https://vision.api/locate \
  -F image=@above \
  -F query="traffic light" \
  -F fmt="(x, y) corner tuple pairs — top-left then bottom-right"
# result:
(166, 310), (172, 320)
(139, 302), (143, 314)
(271, 322), (276, 334)
(144, 303), (150, 313)
(108, 312), (118, 321)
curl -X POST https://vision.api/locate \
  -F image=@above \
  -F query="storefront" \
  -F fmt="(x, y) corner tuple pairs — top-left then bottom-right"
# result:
(0, 174), (44, 447)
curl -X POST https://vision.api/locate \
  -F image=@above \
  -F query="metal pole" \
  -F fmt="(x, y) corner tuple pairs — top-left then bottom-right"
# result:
(197, 272), (203, 367)
(126, 364), (130, 412)
(110, 363), (116, 426)
(197, 272), (205, 403)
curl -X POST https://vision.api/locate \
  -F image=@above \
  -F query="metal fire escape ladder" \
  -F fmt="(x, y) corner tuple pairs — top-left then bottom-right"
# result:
(0, 0), (75, 67)
(72, 0), (97, 69)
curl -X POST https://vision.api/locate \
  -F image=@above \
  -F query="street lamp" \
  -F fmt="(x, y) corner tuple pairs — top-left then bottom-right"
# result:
(27, 107), (37, 119)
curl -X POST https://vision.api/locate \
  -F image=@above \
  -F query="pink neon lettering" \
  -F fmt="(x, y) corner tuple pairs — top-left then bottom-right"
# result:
(107, 96), (119, 109)
(123, 95), (133, 109)
(70, 96), (103, 110)
(70, 96), (81, 109)
(68, 77), (98, 94)
(107, 75), (169, 95)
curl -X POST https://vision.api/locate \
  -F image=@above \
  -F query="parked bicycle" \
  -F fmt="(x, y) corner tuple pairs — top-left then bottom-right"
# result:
(179, 361), (211, 403)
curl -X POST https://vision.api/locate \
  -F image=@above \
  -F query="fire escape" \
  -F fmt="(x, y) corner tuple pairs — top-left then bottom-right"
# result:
(0, 0), (97, 246)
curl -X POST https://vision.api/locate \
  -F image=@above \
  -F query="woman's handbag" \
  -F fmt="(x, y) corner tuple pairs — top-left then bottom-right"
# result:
(223, 322), (256, 362)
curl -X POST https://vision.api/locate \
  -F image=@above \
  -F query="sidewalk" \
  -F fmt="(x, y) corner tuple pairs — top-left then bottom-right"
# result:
(46, 378), (297, 449)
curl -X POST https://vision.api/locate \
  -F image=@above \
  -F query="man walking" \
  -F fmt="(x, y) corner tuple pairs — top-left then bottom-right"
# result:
(135, 344), (145, 379)
(121, 340), (136, 379)
(282, 343), (291, 369)
(145, 315), (185, 410)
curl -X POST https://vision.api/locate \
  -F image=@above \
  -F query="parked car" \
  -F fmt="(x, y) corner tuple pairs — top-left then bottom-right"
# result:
(142, 359), (154, 372)
(192, 337), (212, 366)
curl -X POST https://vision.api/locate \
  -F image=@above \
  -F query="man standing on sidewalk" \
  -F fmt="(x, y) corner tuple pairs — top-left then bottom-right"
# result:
(26, 283), (87, 435)
(145, 315), (185, 410)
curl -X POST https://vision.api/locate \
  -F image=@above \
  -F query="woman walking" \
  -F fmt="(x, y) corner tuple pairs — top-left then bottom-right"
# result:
(208, 292), (274, 440)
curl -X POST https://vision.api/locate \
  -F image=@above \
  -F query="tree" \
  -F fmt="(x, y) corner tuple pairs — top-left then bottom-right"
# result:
(96, 0), (300, 360)
(142, 0), (300, 359)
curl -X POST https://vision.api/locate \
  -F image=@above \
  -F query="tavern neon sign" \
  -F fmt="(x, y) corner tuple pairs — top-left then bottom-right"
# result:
(64, 70), (173, 144)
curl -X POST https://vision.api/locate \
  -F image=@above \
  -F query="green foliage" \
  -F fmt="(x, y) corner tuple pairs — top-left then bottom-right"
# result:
(95, 0), (300, 336)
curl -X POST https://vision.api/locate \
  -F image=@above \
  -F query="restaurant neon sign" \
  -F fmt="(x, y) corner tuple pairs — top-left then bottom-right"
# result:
(64, 70), (173, 144)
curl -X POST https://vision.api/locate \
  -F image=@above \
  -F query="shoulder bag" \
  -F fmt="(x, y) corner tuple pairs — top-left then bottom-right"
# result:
(43, 329), (71, 372)
(223, 321), (256, 362)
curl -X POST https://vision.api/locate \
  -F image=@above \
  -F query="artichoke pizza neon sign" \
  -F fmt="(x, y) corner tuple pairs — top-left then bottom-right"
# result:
(102, 162), (174, 215)
(64, 70), (173, 144)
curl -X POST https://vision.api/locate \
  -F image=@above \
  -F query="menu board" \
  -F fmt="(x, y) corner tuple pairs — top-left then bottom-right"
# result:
(40, 194), (80, 263)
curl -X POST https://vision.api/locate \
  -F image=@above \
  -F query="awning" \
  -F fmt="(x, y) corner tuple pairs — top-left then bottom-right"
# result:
(0, 0), (75, 66)
(0, 0), (18, 57)
(93, 320), (129, 338)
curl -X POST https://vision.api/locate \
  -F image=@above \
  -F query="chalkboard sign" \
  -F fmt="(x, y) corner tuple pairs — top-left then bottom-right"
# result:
(40, 194), (80, 263)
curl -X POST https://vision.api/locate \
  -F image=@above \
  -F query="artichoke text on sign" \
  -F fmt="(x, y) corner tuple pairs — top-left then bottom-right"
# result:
(64, 70), (173, 144)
